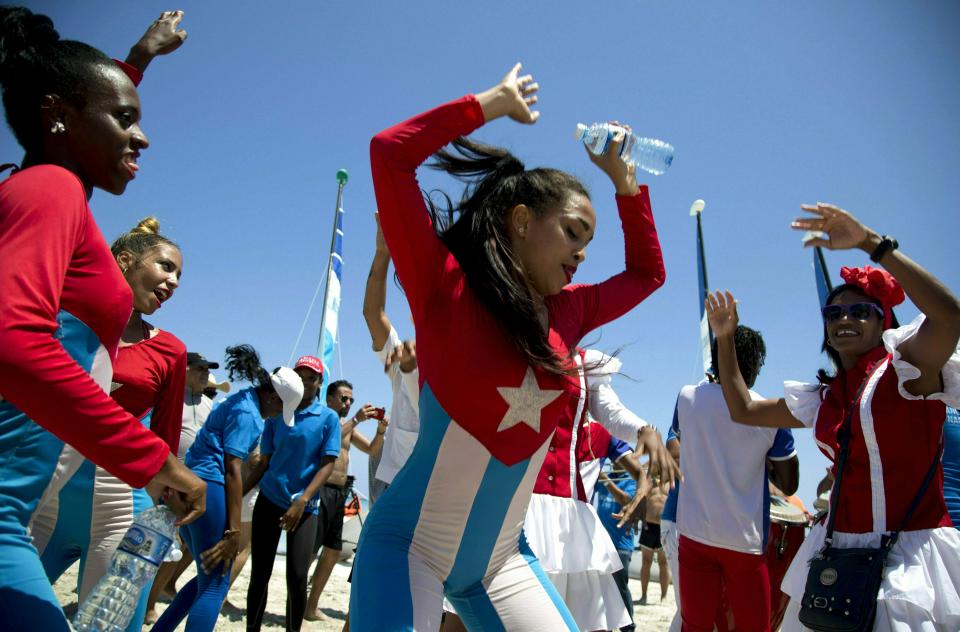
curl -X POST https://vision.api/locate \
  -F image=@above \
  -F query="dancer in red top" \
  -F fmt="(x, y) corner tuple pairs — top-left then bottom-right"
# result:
(0, 8), (203, 631)
(351, 64), (666, 631)
(707, 202), (960, 630)
(32, 217), (188, 632)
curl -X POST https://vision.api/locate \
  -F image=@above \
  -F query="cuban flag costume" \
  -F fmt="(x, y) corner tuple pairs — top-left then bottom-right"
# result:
(350, 95), (664, 631)
(0, 165), (173, 631)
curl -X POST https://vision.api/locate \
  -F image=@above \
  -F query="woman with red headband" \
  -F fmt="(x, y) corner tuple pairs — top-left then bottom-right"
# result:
(706, 202), (960, 631)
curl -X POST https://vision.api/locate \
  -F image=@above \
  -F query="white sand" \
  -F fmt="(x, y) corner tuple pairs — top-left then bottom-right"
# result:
(54, 556), (676, 631)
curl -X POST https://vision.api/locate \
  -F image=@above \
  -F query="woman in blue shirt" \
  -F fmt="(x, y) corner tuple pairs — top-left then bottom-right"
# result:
(151, 345), (303, 632)
(243, 355), (342, 632)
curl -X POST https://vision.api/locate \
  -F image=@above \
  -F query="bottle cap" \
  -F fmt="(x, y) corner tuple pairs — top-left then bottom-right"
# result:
(574, 123), (588, 140)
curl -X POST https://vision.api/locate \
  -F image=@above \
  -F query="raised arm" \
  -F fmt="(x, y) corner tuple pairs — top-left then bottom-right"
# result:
(370, 63), (539, 316)
(123, 10), (188, 75)
(549, 132), (665, 338)
(706, 291), (805, 429)
(795, 202), (960, 396)
(363, 213), (393, 351)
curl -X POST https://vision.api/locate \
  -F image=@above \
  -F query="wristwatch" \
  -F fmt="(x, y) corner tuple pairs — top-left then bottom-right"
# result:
(870, 235), (898, 263)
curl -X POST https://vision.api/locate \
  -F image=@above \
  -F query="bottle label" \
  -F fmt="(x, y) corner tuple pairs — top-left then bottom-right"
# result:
(118, 524), (173, 567)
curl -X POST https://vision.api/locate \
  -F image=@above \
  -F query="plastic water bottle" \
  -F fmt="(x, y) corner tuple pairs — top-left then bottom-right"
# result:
(74, 506), (181, 632)
(575, 122), (674, 175)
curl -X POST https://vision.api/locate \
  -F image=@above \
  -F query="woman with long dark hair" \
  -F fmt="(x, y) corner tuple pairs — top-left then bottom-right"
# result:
(350, 64), (672, 630)
(706, 202), (960, 630)
(32, 217), (187, 632)
(0, 8), (203, 630)
(150, 345), (303, 632)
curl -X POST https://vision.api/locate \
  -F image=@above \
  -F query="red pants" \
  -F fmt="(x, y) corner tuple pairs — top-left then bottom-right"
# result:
(678, 536), (771, 632)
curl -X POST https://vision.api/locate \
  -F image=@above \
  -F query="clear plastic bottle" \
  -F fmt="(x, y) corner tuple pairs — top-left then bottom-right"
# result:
(74, 505), (181, 632)
(575, 122), (674, 175)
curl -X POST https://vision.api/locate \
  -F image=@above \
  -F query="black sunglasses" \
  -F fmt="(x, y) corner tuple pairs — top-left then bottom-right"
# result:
(821, 302), (884, 324)
(339, 395), (354, 404)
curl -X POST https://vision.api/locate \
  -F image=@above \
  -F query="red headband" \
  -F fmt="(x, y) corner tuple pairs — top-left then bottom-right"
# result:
(839, 265), (904, 328)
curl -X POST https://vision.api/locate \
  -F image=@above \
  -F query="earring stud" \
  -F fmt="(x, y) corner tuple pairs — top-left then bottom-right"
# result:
(51, 121), (66, 134)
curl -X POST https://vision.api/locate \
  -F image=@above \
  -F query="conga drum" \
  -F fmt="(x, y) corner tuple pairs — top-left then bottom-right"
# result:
(767, 497), (808, 630)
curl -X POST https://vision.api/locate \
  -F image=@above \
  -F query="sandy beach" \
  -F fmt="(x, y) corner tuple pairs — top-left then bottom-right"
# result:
(54, 554), (676, 631)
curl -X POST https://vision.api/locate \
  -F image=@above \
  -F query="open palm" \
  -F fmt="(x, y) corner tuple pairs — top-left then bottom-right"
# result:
(791, 202), (869, 251)
(706, 290), (739, 338)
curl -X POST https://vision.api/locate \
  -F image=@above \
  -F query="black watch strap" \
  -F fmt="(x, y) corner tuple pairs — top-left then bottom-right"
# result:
(870, 235), (898, 263)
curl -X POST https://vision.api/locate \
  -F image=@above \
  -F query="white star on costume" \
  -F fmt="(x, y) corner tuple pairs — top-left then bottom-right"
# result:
(496, 367), (562, 433)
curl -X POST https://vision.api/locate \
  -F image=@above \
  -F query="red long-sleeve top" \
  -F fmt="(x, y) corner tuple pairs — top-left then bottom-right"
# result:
(112, 330), (187, 455)
(370, 95), (665, 465)
(0, 166), (170, 487)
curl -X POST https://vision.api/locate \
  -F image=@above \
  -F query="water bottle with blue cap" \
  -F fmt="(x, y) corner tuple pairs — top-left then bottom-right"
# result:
(575, 122), (674, 176)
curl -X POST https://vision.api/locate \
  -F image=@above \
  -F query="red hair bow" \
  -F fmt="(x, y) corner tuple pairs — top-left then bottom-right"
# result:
(839, 265), (904, 327)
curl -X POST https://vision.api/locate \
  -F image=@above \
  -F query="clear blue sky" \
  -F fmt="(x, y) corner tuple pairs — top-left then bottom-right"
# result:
(8, 1), (960, 509)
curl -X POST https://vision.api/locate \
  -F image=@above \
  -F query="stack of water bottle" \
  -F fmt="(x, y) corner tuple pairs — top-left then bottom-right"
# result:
(73, 506), (181, 632)
(575, 122), (674, 175)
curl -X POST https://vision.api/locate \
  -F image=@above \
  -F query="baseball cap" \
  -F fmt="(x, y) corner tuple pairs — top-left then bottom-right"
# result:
(294, 355), (324, 376)
(206, 374), (231, 393)
(270, 367), (304, 427)
(186, 352), (219, 369)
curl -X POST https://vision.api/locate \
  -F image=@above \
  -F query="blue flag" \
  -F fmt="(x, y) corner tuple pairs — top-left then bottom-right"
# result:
(319, 204), (344, 392)
(813, 246), (833, 309)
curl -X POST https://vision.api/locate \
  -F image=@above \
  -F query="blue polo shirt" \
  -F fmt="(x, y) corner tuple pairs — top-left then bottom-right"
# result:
(185, 388), (264, 484)
(944, 407), (960, 528)
(595, 473), (638, 552)
(662, 419), (680, 522)
(258, 398), (341, 514)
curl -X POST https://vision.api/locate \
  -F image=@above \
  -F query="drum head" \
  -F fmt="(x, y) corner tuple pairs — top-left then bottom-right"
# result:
(769, 496), (807, 525)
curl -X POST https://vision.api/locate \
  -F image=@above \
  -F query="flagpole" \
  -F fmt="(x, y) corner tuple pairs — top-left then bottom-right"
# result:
(317, 169), (349, 357)
(690, 199), (712, 376)
(813, 245), (834, 309)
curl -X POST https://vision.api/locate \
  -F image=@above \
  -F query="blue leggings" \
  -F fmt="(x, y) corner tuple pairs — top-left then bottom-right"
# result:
(35, 459), (154, 632)
(150, 480), (229, 632)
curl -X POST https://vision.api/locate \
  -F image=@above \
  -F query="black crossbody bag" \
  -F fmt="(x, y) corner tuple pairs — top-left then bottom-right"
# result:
(798, 377), (944, 632)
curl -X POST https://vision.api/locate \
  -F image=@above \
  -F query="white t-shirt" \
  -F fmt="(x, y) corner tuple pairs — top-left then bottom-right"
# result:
(674, 382), (796, 554)
(179, 389), (213, 460)
(374, 326), (420, 485)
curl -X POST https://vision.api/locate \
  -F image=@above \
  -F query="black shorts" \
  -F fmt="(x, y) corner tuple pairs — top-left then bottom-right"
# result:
(639, 521), (662, 551)
(316, 484), (347, 551)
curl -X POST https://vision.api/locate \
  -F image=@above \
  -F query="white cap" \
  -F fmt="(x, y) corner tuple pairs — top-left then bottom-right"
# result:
(270, 367), (304, 427)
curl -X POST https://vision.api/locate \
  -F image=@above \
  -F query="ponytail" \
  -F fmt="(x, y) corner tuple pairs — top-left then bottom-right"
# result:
(225, 344), (274, 394)
(427, 137), (589, 375)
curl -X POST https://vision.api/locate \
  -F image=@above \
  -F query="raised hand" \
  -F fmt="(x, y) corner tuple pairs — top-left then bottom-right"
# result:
(126, 10), (188, 73)
(791, 202), (874, 251)
(586, 121), (639, 196)
(477, 63), (540, 125)
(706, 290), (739, 339)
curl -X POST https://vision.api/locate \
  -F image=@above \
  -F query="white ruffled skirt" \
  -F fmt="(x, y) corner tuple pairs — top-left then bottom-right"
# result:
(780, 522), (960, 631)
(522, 493), (630, 632)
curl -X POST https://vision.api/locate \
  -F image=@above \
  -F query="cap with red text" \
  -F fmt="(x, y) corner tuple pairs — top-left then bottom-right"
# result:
(294, 355), (324, 376)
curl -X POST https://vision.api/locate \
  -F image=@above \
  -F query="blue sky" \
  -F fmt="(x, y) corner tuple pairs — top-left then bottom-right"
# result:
(9, 1), (960, 509)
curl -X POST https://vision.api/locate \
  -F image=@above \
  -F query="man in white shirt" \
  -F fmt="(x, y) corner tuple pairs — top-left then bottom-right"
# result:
(675, 326), (798, 632)
(362, 213), (420, 502)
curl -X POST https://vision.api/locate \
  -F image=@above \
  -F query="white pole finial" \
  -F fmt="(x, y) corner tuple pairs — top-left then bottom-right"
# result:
(689, 199), (706, 216)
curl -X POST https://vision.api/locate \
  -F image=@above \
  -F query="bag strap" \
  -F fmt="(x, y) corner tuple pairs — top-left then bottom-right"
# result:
(824, 360), (946, 552)
(822, 375), (870, 548)
(884, 431), (944, 550)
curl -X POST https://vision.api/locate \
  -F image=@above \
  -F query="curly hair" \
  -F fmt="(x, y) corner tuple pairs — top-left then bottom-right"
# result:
(711, 325), (766, 388)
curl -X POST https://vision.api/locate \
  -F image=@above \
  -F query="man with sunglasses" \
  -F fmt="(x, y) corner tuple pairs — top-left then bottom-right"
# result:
(305, 379), (387, 622)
